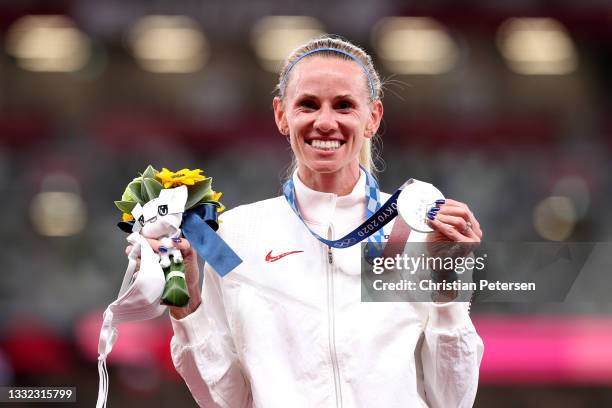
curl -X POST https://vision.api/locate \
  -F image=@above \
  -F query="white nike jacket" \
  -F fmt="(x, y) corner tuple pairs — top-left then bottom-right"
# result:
(170, 170), (484, 408)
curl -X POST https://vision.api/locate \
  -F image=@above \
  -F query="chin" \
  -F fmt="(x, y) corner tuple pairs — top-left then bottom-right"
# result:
(304, 160), (346, 175)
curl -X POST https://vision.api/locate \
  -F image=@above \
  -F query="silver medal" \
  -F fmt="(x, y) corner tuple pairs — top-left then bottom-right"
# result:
(397, 179), (445, 233)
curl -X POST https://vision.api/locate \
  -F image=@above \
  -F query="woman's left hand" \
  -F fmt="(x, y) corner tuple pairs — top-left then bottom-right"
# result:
(426, 198), (483, 245)
(425, 199), (482, 302)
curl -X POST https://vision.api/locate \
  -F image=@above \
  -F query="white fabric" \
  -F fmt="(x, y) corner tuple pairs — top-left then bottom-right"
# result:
(170, 170), (484, 408)
(97, 186), (190, 407)
(96, 232), (168, 408)
(132, 185), (187, 237)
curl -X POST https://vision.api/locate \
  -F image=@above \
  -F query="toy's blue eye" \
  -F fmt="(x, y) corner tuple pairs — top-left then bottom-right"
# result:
(138, 215), (145, 226)
(158, 204), (168, 216)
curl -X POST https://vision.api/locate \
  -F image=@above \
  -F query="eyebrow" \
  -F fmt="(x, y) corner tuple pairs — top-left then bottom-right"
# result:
(295, 93), (356, 100)
(295, 93), (318, 100)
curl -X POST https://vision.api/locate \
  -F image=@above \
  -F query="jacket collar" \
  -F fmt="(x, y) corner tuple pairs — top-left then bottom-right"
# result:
(292, 169), (367, 226)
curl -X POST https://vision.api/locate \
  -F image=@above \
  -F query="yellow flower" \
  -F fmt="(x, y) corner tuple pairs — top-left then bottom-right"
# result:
(122, 213), (134, 222)
(156, 167), (206, 188)
(212, 191), (226, 213)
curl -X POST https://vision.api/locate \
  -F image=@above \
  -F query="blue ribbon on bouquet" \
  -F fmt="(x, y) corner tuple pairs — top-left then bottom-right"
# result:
(181, 203), (242, 277)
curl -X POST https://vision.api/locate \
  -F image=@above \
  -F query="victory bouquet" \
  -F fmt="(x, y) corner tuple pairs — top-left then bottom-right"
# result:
(114, 165), (226, 307)
(98, 165), (241, 407)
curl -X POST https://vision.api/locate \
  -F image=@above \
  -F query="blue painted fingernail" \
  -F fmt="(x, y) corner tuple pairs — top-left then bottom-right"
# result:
(159, 245), (169, 253)
(435, 199), (445, 204)
(427, 213), (436, 220)
(430, 207), (440, 212)
(172, 238), (182, 243)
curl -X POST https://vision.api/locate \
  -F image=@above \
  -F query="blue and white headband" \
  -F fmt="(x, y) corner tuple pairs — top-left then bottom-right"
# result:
(281, 47), (377, 99)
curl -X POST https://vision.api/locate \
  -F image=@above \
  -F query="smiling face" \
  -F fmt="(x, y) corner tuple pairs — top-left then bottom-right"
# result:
(274, 56), (383, 186)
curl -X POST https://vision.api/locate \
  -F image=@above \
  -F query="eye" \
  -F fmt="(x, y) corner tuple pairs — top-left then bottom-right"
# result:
(335, 100), (353, 110)
(158, 204), (168, 216)
(299, 99), (318, 110)
(138, 215), (145, 226)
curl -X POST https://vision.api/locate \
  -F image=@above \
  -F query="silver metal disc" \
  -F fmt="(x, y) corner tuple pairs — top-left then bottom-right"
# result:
(397, 180), (445, 233)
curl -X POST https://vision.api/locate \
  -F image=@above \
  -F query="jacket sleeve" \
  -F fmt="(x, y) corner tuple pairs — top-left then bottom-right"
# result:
(420, 302), (484, 408)
(170, 264), (252, 408)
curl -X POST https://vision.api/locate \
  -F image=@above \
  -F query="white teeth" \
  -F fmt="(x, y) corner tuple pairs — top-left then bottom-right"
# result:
(311, 139), (341, 150)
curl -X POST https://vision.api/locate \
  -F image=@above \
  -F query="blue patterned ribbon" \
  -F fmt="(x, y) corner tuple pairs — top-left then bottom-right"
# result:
(282, 166), (403, 253)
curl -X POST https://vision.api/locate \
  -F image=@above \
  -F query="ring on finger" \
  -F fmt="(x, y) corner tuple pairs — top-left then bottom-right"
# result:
(462, 221), (473, 234)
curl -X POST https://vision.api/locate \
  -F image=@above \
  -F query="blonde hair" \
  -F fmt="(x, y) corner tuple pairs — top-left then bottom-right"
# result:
(276, 35), (383, 174)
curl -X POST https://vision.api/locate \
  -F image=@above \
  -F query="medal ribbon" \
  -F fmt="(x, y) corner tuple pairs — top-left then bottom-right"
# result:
(282, 166), (410, 250)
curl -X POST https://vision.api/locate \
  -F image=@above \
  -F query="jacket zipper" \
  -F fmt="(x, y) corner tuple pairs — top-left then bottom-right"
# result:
(326, 225), (343, 408)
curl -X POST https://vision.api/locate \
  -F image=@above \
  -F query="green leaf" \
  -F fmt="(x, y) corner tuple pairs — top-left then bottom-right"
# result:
(121, 183), (135, 202)
(142, 165), (158, 179)
(121, 176), (141, 201)
(140, 165), (160, 201)
(121, 188), (132, 202)
(143, 178), (163, 201)
(114, 200), (137, 213)
(202, 190), (215, 201)
(161, 280), (190, 307)
(139, 176), (148, 201)
(161, 260), (189, 307)
(128, 180), (145, 205)
(185, 177), (212, 209)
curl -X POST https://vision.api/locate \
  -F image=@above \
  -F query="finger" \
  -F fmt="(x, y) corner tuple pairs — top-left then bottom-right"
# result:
(145, 238), (163, 252)
(434, 213), (472, 237)
(471, 220), (482, 240)
(464, 225), (480, 241)
(436, 200), (473, 221)
(432, 205), (472, 223)
(145, 237), (194, 257)
(435, 200), (483, 239)
(434, 199), (473, 227)
(125, 244), (141, 259)
(465, 212), (482, 239)
(438, 198), (467, 208)
(439, 206), (481, 238)
(432, 203), (467, 216)
(171, 237), (191, 252)
(441, 213), (480, 241)
(174, 237), (196, 260)
(427, 218), (470, 242)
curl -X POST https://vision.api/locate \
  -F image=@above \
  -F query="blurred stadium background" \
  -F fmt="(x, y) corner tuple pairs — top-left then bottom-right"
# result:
(1, 0), (612, 406)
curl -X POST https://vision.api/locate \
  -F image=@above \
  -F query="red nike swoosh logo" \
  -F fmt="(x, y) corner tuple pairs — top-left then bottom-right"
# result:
(265, 250), (304, 263)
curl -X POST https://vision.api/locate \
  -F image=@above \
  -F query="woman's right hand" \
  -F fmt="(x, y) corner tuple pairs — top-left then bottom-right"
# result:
(125, 237), (202, 320)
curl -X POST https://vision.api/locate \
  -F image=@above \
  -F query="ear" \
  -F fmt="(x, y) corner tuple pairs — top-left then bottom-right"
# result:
(273, 97), (289, 136)
(365, 100), (383, 139)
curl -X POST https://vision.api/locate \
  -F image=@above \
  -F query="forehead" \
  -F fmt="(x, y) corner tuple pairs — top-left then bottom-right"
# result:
(285, 56), (369, 99)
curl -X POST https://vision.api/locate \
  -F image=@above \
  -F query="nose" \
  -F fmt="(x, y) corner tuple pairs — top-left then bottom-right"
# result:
(313, 104), (337, 134)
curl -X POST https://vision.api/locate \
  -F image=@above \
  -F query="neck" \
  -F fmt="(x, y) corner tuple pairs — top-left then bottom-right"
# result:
(297, 162), (361, 196)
